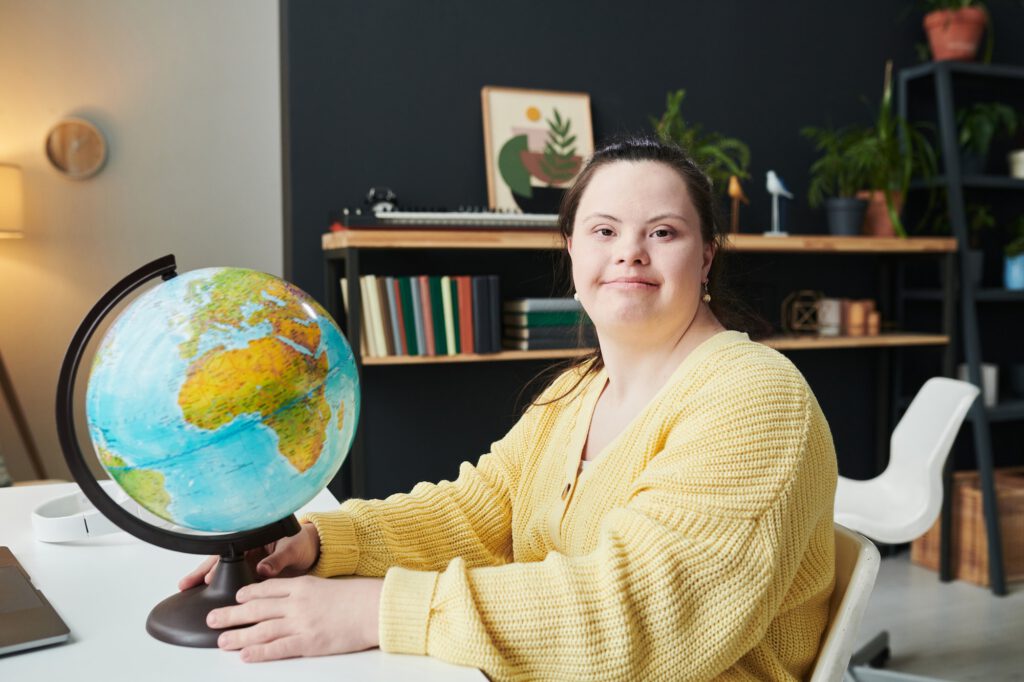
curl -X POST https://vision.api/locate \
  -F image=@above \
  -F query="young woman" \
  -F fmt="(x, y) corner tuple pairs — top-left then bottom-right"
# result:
(182, 135), (838, 681)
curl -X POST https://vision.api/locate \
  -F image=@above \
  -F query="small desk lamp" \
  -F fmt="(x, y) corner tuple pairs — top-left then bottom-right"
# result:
(0, 163), (46, 479)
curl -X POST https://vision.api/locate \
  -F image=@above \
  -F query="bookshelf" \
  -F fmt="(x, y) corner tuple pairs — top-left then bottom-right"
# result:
(323, 229), (957, 499)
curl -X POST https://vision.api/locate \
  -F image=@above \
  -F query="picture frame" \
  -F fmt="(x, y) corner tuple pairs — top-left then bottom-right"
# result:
(481, 86), (594, 213)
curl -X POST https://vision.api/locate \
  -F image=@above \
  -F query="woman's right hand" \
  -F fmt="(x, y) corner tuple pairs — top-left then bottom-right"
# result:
(177, 522), (321, 591)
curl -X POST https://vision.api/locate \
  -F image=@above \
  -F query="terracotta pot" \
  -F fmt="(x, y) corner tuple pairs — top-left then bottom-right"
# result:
(856, 190), (904, 237)
(924, 7), (987, 62)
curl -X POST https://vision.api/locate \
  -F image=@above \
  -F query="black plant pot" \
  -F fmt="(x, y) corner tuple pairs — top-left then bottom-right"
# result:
(824, 197), (869, 236)
(512, 186), (566, 214)
(960, 150), (987, 176)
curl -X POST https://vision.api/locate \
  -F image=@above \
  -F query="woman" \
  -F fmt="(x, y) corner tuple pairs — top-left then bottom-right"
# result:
(182, 135), (838, 680)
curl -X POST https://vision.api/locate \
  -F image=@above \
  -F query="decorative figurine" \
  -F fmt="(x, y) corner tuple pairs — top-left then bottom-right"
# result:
(727, 175), (749, 234)
(366, 186), (399, 213)
(765, 170), (793, 236)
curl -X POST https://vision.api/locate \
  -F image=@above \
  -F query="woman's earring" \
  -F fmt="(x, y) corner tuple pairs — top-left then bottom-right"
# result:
(702, 280), (711, 304)
(573, 292), (580, 301)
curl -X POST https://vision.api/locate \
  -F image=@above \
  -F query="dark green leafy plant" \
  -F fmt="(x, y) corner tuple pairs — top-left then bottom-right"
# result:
(956, 102), (1019, 157)
(651, 89), (751, 193)
(847, 61), (938, 237)
(801, 125), (873, 207)
(539, 109), (578, 184)
(1006, 215), (1024, 258)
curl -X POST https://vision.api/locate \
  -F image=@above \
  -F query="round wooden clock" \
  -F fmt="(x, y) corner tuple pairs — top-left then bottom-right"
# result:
(45, 118), (107, 179)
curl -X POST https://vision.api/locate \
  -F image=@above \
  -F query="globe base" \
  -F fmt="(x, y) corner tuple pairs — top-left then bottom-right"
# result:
(146, 555), (256, 647)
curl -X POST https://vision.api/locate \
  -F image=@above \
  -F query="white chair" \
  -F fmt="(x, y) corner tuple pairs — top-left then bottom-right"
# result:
(834, 377), (980, 681)
(809, 525), (881, 682)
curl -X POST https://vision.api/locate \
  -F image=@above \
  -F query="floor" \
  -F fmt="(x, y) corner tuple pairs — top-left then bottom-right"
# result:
(855, 551), (1023, 681)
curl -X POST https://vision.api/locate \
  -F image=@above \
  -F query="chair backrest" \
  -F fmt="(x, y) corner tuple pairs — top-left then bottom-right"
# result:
(880, 377), (979, 540)
(809, 525), (881, 682)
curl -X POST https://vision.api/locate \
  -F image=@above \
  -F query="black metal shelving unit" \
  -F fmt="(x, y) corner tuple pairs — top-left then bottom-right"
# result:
(898, 60), (1024, 596)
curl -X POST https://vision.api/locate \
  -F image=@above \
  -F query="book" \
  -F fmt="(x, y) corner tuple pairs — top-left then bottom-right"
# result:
(456, 276), (474, 354)
(503, 310), (588, 327)
(384, 277), (403, 355)
(417, 275), (436, 355)
(397, 277), (418, 356)
(441, 276), (458, 355)
(391, 278), (409, 355)
(429, 276), (447, 355)
(504, 324), (595, 343)
(471, 276), (491, 353)
(450, 277), (462, 354)
(503, 297), (582, 313)
(408, 276), (426, 356)
(502, 337), (590, 351)
(376, 276), (394, 356)
(360, 276), (381, 357)
(487, 275), (501, 354)
(339, 278), (369, 356)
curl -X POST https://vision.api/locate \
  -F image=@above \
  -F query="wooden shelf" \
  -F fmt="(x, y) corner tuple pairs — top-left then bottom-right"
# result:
(359, 333), (950, 365)
(323, 230), (956, 254)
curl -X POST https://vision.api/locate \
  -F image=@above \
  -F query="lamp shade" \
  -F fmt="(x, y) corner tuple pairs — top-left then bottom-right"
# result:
(0, 164), (24, 238)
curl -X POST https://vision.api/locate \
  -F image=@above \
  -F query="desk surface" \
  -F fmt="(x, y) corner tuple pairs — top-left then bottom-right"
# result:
(0, 483), (484, 681)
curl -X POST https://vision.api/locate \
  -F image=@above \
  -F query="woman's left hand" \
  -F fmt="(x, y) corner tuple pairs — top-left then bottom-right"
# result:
(207, 575), (384, 662)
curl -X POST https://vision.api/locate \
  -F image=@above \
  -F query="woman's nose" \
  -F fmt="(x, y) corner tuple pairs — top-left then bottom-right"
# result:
(615, 236), (649, 264)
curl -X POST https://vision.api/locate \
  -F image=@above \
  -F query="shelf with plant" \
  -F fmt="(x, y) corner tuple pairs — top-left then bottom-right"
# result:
(957, 101), (1020, 174)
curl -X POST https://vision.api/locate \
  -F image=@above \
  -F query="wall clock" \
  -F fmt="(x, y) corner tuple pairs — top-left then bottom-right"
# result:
(45, 118), (107, 179)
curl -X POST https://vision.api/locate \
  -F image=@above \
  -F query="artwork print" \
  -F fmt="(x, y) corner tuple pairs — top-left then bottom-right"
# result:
(481, 86), (594, 213)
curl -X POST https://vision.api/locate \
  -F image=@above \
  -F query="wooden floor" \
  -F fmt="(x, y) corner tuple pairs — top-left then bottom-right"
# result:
(856, 551), (1024, 681)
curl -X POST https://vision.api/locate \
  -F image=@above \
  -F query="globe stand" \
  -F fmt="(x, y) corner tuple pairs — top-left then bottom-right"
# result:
(146, 555), (256, 647)
(56, 255), (303, 648)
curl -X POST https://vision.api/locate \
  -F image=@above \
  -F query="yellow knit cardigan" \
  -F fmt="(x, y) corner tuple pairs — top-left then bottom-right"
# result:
(303, 330), (838, 681)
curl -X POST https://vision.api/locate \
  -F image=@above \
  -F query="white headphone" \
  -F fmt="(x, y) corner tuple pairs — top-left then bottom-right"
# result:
(32, 480), (182, 543)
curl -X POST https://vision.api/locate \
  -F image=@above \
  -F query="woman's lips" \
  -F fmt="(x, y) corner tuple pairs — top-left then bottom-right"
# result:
(603, 278), (658, 289)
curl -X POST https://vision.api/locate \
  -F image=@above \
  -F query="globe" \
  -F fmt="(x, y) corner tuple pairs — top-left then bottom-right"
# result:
(84, 266), (359, 533)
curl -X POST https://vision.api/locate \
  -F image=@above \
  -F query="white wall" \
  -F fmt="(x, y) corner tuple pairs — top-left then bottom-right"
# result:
(0, 0), (282, 480)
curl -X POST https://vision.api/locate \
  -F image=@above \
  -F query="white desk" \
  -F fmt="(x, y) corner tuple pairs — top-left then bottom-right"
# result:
(0, 483), (484, 681)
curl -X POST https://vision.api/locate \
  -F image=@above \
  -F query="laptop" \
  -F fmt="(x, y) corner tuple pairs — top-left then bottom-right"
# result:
(0, 546), (70, 655)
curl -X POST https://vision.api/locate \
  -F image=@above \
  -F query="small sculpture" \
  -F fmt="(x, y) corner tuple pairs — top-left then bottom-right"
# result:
(727, 175), (749, 234)
(765, 170), (793, 236)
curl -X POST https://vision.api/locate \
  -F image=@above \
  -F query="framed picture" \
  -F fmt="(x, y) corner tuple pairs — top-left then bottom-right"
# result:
(481, 86), (594, 213)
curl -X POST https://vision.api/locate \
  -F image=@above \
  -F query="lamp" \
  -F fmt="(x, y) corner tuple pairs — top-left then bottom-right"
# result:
(0, 163), (45, 479)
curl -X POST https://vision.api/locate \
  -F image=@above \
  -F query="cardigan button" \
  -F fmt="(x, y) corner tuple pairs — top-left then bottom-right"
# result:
(561, 482), (571, 500)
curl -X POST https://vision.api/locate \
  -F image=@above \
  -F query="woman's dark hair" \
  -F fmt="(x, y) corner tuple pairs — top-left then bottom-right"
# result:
(524, 133), (769, 407)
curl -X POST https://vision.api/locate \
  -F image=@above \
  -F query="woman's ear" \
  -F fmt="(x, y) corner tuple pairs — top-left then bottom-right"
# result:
(566, 236), (574, 257)
(701, 241), (716, 279)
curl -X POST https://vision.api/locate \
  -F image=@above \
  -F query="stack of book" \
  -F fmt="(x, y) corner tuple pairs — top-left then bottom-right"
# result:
(340, 275), (501, 358)
(502, 298), (595, 350)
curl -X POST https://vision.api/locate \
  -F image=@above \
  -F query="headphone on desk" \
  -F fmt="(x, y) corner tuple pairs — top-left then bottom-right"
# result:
(32, 480), (182, 543)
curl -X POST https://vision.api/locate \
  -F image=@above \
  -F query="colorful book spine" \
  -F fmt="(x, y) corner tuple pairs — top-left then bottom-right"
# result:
(429, 276), (447, 355)
(376, 276), (394, 356)
(487, 275), (501, 355)
(456, 276), (474, 354)
(408, 276), (426, 356)
(397, 277), (418, 356)
(503, 310), (588, 327)
(502, 298), (582, 313)
(360, 276), (381, 357)
(384, 277), (403, 355)
(471, 276), (491, 353)
(440, 276), (457, 355)
(418, 275), (436, 356)
(339, 278), (369, 357)
(391, 279), (409, 355)
(504, 324), (595, 342)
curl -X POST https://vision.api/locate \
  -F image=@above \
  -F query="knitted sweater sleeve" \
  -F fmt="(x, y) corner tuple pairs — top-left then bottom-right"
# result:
(300, 374), (565, 578)
(378, 365), (836, 681)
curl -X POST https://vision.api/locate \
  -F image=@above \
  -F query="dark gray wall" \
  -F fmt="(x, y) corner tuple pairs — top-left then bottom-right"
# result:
(282, 1), (1024, 498)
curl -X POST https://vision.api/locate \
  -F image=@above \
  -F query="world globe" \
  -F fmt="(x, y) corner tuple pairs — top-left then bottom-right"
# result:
(84, 266), (359, 533)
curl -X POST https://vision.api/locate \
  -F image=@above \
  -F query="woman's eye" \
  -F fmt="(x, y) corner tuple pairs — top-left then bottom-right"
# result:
(651, 228), (674, 238)
(595, 227), (614, 237)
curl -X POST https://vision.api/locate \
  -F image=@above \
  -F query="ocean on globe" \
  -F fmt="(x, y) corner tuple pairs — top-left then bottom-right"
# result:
(85, 267), (359, 533)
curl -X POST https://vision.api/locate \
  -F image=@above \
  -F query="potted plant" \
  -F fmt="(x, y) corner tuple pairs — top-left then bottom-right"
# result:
(852, 61), (938, 237)
(957, 102), (1019, 174)
(921, 0), (990, 62)
(1005, 215), (1024, 290)
(651, 89), (751, 194)
(933, 202), (996, 284)
(801, 125), (872, 235)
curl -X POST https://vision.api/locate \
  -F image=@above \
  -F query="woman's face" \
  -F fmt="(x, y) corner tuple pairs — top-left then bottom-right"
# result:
(567, 161), (714, 340)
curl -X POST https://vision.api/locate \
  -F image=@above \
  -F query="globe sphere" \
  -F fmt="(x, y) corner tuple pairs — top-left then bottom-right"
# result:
(85, 267), (359, 533)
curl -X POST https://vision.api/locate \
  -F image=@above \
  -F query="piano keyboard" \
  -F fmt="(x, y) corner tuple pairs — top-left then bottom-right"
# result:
(336, 209), (560, 230)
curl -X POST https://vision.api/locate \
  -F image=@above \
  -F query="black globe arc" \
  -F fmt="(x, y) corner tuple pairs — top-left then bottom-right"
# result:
(55, 254), (301, 558)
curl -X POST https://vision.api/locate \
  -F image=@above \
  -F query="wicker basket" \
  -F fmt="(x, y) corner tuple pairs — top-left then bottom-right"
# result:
(910, 467), (1024, 587)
